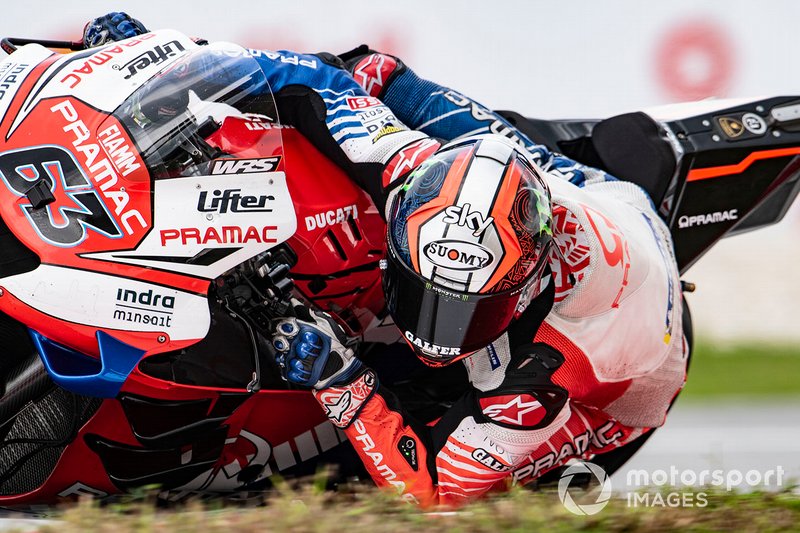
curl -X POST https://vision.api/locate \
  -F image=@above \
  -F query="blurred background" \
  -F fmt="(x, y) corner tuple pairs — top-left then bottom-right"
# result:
(0, 0), (798, 486)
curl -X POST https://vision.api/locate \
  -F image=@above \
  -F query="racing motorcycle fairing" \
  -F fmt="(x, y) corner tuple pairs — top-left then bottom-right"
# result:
(0, 35), (292, 372)
(502, 96), (800, 273)
(0, 29), (391, 507)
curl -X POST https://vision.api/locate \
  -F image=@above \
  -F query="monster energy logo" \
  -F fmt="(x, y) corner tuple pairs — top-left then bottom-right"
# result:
(425, 280), (469, 301)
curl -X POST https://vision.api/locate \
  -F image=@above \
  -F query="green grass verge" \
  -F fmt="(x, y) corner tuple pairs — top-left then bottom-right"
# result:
(681, 341), (800, 399)
(33, 485), (800, 533)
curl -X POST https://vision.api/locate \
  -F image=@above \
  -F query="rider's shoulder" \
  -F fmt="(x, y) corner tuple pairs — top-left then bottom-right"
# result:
(547, 178), (674, 317)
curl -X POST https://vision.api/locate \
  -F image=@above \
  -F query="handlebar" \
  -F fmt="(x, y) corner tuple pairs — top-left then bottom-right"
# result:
(1, 37), (84, 55)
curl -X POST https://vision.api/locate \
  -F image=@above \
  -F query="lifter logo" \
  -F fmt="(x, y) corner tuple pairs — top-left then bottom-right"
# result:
(197, 188), (274, 214)
(115, 40), (186, 80)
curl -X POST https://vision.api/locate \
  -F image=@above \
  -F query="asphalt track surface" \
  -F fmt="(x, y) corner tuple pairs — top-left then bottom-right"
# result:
(611, 399), (800, 492)
(1, 400), (797, 530)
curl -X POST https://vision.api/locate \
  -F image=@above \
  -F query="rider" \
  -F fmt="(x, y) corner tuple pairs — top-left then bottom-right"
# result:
(271, 51), (688, 507)
(84, 14), (688, 506)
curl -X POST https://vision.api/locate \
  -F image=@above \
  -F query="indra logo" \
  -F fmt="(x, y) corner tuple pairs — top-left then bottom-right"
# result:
(422, 239), (493, 271)
(558, 461), (612, 515)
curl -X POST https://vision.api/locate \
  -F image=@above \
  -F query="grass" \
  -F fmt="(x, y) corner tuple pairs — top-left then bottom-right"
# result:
(4, 342), (798, 532)
(681, 341), (800, 399)
(18, 484), (800, 533)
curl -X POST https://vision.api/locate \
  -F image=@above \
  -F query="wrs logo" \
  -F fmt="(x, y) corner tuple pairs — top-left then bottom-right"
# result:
(210, 157), (281, 175)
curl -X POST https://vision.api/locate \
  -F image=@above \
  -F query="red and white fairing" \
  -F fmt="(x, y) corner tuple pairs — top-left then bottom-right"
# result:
(0, 33), (310, 358)
(0, 31), (391, 506)
(0, 32), (202, 356)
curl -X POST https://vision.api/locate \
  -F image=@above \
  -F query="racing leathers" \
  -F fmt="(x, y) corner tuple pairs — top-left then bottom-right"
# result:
(199, 46), (686, 506)
(272, 49), (688, 506)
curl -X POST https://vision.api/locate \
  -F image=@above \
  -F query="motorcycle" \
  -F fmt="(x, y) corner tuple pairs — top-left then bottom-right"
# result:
(0, 29), (797, 507)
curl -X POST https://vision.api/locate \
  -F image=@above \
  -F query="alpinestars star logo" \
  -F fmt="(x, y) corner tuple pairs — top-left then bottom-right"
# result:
(482, 395), (543, 426)
(323, 391), (352, 423)
(353, 53), (397, 97)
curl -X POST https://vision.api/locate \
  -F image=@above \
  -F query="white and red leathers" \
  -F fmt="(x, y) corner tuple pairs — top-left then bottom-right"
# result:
(313, 171), (687, 506)
(311, 51), (688, 506)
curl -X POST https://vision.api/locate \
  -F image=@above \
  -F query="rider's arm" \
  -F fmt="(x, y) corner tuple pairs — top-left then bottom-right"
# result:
(249, 51), (440, 210)
(312, 325), (570, 507)
(340, 47), (614, 187)
(315, 369), (569, 506)
(80, 14), (435, 210)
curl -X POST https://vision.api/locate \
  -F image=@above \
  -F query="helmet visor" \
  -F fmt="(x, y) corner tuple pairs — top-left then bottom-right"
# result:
(382, 240), (530, 365)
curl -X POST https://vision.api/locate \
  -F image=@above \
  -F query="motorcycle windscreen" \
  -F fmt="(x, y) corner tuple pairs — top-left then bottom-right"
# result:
(106, 42), (283, 180)
(382, 244), (523, 362)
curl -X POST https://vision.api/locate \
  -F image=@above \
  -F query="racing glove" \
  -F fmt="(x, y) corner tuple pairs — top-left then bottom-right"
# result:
(271, 304), (364, 390)
(82, 12), (148, 48)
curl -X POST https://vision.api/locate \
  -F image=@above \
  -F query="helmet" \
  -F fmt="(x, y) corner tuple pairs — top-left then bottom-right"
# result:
(382, 135), (554, 366)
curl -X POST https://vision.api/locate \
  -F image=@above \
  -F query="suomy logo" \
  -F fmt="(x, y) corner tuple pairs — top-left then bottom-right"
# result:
(423, 239), (493, 271)
(442, 203), (494, 236)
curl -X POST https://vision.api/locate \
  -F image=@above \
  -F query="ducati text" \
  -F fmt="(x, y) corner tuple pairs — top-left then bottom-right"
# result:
(305, 204), (359, 231)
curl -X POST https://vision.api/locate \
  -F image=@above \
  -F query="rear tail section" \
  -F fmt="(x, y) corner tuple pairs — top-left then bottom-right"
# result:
(502, 96), (800, 272)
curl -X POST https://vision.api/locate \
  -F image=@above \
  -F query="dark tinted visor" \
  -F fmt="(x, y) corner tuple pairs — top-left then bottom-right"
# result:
(382, 243), (525, 364)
